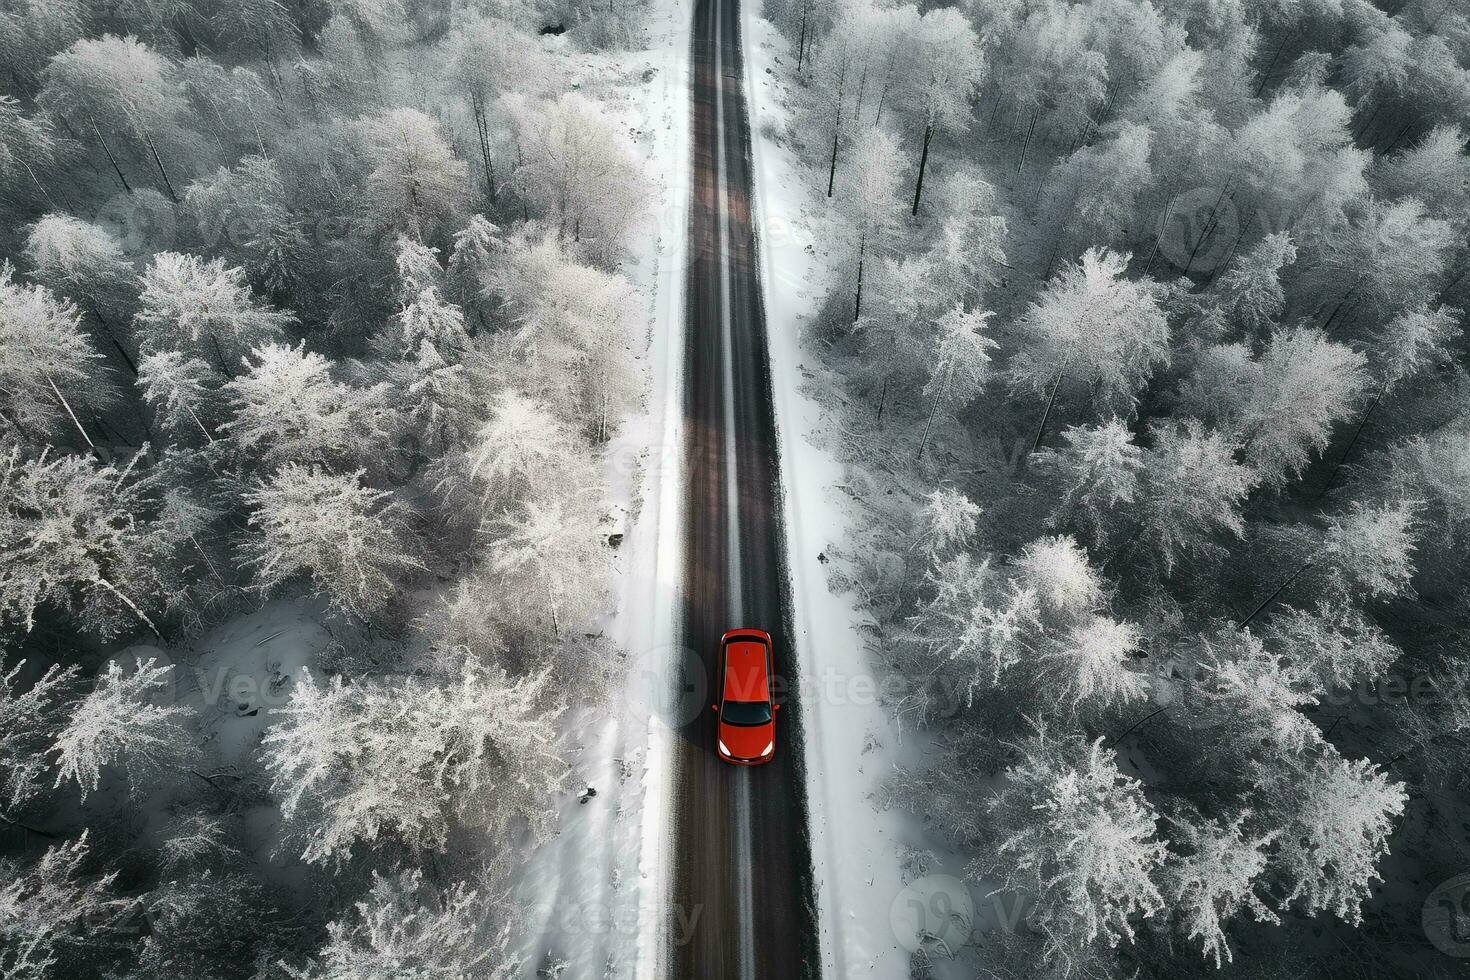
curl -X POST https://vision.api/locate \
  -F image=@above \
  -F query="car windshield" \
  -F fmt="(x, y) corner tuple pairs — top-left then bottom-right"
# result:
(721, 700), (772, 726)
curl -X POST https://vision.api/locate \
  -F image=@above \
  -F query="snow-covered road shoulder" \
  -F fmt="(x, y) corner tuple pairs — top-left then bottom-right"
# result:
(507, 0), (692, 975)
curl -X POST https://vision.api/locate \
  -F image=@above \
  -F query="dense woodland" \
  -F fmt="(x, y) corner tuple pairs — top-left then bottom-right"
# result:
(0, 0), (652, 976)
(761, 0), (1470, 975)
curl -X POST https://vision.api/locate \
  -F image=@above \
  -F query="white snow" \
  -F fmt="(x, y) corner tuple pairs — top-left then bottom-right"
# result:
(738, 7), (915, 978)
(505, 0), (693, 974)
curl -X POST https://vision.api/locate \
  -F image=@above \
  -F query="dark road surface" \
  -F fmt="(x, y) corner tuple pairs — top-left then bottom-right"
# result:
(669, 0), (819, 975)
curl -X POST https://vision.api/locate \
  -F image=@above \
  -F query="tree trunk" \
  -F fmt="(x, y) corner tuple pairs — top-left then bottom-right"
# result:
(0, 813), (57, 839)
(853, 232), (865, 324)
(471, 93), (498, 205)
(1030, 368), (1065, 456)
(827, 60), (847, 197)
(21, 160), (57, 210)
(796, 1), (808, 74)
(185, 402), (216, 443)
(916, 375), (949, 462)
(90, 306), (138, 377)
(209, 334), (236, 379)
(92, 121), (132, 193)
(47, 375), (94, 450)
(1318, 382), (1385, 497)
(827, 119), (841, 198)
(911, 123), (933, 217)
(92, 576), (162, 638)
(1016, 108), (1039, 176)
(143, 128), (179, 203)
(1254, 34), (1293, 98)
(1182, 180), (1232, 276)
(1238, 560), (1313, 630)
(875, 374), (889, 429)
(1321, 280), (1359, 333)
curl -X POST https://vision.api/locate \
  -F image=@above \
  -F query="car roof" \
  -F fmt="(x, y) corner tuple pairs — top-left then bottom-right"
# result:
(722, 639), (770, 702)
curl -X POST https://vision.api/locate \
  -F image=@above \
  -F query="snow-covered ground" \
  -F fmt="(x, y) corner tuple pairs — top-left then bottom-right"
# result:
(739, 9), (916, 978)
(506, 0), (692, 974)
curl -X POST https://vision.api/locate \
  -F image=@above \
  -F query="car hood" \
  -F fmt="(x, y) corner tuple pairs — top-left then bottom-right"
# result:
(719, 719), (774, 759)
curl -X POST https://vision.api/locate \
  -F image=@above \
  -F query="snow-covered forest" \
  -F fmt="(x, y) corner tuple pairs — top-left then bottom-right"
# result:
(761, 0), (1470, 974)
(0, 0), (654, 975)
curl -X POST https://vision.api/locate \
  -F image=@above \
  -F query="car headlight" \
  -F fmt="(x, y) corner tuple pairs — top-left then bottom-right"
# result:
(718, 740), (731, 756)
(761, 741), (774, 756)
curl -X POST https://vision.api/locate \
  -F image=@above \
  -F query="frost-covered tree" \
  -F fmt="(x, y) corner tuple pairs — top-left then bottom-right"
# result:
(261, 665), (565, 863)
(1263, 750), (1406, 923)
(916, 305), (996, 459)
(1237, 326), (1367, 489)
(51, 657), (195, 800)
(1118, 48), (1224, 192)
(1229, 83), (1367, 240)
(157, 813), (240, 874)
(911, 554), (1040, 697)
(915, 487), (981, 555)
(0, 832), (133, 980)
(283, 868), (515, 980)
(1162, 811), (1278, 968)
(489, 496), (609, 641)
(1186, 630), (1320, 756)
(1178, 327), (1365, 491)
(1213, 232), (1297, 335)
(1317, 198), (1455, 320)
(1387, 430), (1470, 544)
(358, 108), (470, 240)
(138, 351), (221, 444)
(0, 95), (59, 199)
(923, 167), (1008, 308)
(510, 93), (647, 260)
(224, 343), (394, 470)
(986, 729), (1166, 969)
(241, 465), (420, 620)
(0, 660), (75, 818)
(1008, 249), (1170, 417)
(902, 8), (984, 215)
(496, 236), (641, 440)
(391, 237), (468, 368)
(0, 263), (106, 447)
(183, 155), (304, 301)
(462, 390), (592, 511)
(0, 448), (165, 639)
(1372, 304), (1460, 390)
(1320, 499), (1419, 599)
(134, 252), (293, 373)
(1044, 123), (1153, 253)
(1138, 420), (1257, 573)
(1376, 124), (1470, 223)
(1014, 535), (1105, 622)
(450, 15), (560, 205)
(1038, 419), (1143, 548)
(24, 215), (138, 369)
(37, 35), (190, 197)
(1038, 615), (1146, 712)
(126, 872), (274, 980)
(1005, 3), (1108, 148)
(1264, 599), (1400, 691)
(837, 125), (906, 324)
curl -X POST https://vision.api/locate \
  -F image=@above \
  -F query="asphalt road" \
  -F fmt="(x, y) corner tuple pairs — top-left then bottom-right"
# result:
(668, 0), (820, 974)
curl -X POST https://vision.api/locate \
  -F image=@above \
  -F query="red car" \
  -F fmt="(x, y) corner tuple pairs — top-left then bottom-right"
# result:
(712, 628), (779, 765)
